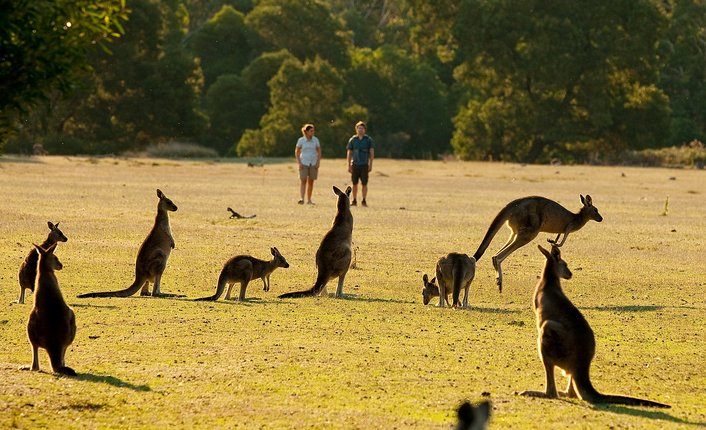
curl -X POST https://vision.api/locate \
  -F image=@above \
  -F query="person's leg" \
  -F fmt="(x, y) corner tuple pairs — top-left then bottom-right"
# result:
(361, 167), (369, 206)
(306, 178), (314, 203)
(351, 166), (359, 205)
(299, 179), (306, 203)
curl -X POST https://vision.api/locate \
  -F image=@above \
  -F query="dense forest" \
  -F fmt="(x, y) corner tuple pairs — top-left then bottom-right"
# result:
(2, 0), (706, 162)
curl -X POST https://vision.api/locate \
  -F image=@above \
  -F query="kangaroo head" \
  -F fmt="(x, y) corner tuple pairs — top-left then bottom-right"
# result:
(580, 194), (602, 222)
(422, 274), (439, 305)
(33, 243), (63, 271)
(47, 221), (68, 242)
(157, 189), (178, 212)
(538, 244), (572, 280)
(455, 400), (491, 430)
(271, 247), (290, 268)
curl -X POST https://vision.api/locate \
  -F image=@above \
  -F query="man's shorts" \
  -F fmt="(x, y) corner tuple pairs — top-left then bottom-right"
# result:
(299, 165), (319, 180)
(351, 164), (369, 185)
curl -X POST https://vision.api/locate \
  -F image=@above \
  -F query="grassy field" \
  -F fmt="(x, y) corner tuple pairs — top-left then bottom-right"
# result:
(0, 155), (704, 429)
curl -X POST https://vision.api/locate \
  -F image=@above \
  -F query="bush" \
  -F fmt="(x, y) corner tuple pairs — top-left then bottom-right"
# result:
(142, 141), (219, 159)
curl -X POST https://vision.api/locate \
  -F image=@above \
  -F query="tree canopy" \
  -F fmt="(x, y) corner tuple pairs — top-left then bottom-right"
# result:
(3, 0), (705, 162)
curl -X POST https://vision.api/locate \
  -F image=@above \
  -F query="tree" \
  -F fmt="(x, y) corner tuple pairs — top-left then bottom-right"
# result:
(237, 57), (364, 157)
(347, 45), (452, 158)
(246, 0), (351, 68)
(451, 0), (671, 162)
(191, 5), (255, 89)
(0, 0), (128, 144)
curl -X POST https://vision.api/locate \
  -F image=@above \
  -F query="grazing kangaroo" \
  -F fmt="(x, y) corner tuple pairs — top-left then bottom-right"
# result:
(78, 189), (179, 298)
(473, 195), (602, 292)
(22, 244), (76, 376)
(279, 186), (353, 299)
(196, 247), (290, 301)
(519, 245), (670, 408)
(455, 400), (491, 430)
(422, 274), (450, 306)
(15, 221), (68, 304)
(435, 253), (476, 308)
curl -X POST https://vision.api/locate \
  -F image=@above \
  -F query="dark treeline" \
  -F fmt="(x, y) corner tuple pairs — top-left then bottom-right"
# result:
(2, 0), (705, 162)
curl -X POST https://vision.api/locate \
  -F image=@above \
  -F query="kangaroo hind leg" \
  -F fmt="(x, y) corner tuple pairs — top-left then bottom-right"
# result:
(492, 230), (537, 292)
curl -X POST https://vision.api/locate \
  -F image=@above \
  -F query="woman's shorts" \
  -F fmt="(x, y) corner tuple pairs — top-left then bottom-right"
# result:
(299, 165), (319, 180)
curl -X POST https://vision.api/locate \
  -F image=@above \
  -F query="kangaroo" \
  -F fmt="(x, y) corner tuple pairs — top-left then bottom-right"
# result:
(15, 221), (68, 304)
(473, 195), (602, 292)
(78, 189), (179, 298)
(279, 186), (353, 299)
(22, 244), (76, 376)
(455, 400), (491, 430)
(435, 253), (476, 308)
(196, 247), (290, 301)
(519, 244), (670, 408)
(422, 274), (451, 306)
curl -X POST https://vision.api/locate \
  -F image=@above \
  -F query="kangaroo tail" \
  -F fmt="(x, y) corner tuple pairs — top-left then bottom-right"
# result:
(77, 277), (144, 298)
(574, 371), (670, 408)
(452, 263), (464, 306)
(195, 271), (228, 301)
(278, 273), (328, 299)
(473, 207), (509, 261)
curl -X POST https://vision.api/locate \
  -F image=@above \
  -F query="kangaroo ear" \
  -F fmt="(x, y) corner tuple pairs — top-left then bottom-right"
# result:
(333, 186), (342, 196)
(33, 243), (44, 254)
(538, 244), (551, 259)
(585, 194), (593, 205)
(431, 277), (436, 284)
(157, 189), (163, 198)
(550, 244), (561, 258)
(271, 247), (276, 255)
(46, 243), (57, 253)
(48, 221), (55, 229)
(423, 274), (428, 283)
(345, 186), (352, 197)
(580, 194), (586, 205)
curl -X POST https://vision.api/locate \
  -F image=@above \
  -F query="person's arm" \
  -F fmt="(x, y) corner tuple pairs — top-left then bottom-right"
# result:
(368, 147), (374, 172)
(346, 149), (352, 173)
(315, 143), (322, 168)
(295, 145), (303, 168)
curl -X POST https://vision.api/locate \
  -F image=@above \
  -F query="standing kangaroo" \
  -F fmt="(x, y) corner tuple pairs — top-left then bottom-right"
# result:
(78, 189), (179, 298)
(279, 186), (353, 299)
(196, 247), (290, 301)
(15, 221), (68, 304)
(22, 243), (76, 376)
(455, 400), (491, 430)
(473, 195), (602, 292)
(435, 253), (476, 308)
(519, 244), (670, 408)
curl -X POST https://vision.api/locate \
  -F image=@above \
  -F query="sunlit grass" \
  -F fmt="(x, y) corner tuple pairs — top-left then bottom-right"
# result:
(0, 155), (704, 428)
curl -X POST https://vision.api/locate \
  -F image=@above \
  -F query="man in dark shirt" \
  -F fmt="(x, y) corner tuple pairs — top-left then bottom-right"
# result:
(346, 121), (375, 207)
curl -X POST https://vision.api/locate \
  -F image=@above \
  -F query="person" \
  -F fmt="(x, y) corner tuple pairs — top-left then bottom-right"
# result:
(295, 123), (321, 205)
(346, 121), (375, 207)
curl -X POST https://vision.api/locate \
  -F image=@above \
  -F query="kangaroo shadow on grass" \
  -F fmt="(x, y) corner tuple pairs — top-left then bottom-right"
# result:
(76, 372), (150, 392)
(338, 294), (415, 304)
(592, 404), (703, 427)
(586, 305), (663, 313)
(69, 303), (119, 310)
(190, 296), (291, 307)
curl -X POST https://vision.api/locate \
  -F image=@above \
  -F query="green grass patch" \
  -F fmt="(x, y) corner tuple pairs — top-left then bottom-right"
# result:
(0, 156), (704, 428)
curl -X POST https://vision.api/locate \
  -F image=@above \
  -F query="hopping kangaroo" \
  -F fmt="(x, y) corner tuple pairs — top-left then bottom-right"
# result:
(519, 245), (670, 408)
(428, 253), (476, 308)
(473, 195), (602, 292)
(455, 400), (491, 430)
(279, 186), (353, 299)
(196, 247), (290, 301)
(15, 221), (68, 304)
(23, 244), (76, 376)
(78, 189), (179, 298)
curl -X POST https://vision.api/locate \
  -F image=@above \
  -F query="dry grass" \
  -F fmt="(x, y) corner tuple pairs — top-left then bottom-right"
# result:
(0, 155), (704, 429)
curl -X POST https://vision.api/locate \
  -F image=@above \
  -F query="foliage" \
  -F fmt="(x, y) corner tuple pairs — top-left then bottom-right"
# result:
(5, 0), (706, 160)
(451, 0), (671, 163)
(0, 0), (128, 145)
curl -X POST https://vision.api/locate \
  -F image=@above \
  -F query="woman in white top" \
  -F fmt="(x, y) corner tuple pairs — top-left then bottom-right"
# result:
(295, 123), (321, 204)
